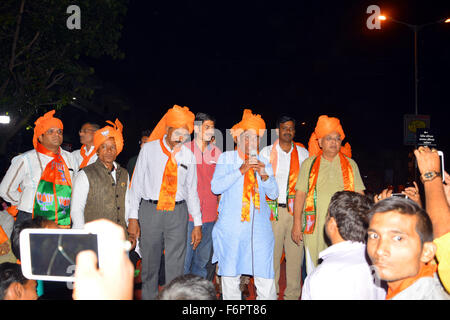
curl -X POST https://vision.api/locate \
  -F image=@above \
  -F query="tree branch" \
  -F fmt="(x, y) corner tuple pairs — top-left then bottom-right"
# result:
(14, 31), (40, 61)
(9, 0), (26, 72)
(45, 73), (65, 90)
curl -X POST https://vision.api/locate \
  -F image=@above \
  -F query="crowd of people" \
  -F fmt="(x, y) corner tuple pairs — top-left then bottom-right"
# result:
(0, 105), (448, 300)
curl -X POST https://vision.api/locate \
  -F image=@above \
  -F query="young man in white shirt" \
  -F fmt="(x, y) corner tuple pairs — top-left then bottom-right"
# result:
(259, 115), (309, 300)
(301, 191), (386, 300)
(128, 105), (202, 300)
(72, 122), (100, 170)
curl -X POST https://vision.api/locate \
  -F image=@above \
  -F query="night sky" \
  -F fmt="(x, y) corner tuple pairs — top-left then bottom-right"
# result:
(9, 0), (450, 192)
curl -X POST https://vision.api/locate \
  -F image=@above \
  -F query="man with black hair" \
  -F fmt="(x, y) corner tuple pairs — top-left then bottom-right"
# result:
(0, 262), (38, 300)
(184, 112), (221, 280)
(301, 191), (386, 300)
(260, 115), (309, 300)
(367, 197), (449, 300)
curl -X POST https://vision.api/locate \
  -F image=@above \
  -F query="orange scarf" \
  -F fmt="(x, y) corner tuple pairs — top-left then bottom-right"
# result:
(238, 149), (260, 222)
(157, 139), (181, 211)
(267, 140), (301, 220)
(79, 145), (95, 169)
(303, 152), (354, 234)
(32, 143), (72, 226)
(0, 226), (7, 244)
(386, 263), (438, 300)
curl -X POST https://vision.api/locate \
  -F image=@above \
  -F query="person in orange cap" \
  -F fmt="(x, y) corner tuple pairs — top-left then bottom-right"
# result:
(70, 119), (133, 239)
(128, 105), (202, 300)
(0, 110), (77, 227)
(291, 115), (365, 274)
(211, 109), (279, 300)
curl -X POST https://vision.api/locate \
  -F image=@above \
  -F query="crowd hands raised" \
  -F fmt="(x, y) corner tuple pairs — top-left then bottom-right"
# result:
(0, 106), (448, 301)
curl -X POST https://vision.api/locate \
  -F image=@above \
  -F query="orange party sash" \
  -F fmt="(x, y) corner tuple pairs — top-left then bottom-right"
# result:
(157, 139), (180, 211)
(33, 143), (72, 226)
(238, 149), (260, 222)
(79, 145), (96, 169)
(386, 263), (438, 300)
(303, 152), (354, 234)
(267, 141), (300, 221)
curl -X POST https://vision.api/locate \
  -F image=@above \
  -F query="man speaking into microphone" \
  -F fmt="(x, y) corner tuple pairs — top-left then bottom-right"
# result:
(210, 109), (279, 300)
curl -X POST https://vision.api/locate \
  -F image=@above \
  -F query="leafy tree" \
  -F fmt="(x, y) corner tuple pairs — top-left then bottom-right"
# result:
(0, 0), (128, 154)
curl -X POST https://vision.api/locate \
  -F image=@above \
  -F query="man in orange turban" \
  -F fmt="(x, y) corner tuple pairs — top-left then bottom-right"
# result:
(211, 109), (279, 300)
(128, 105), (202, 300)
(71, 119), (133, 243)
(291, 115), (366, 274)
(0, 110), (77, 227)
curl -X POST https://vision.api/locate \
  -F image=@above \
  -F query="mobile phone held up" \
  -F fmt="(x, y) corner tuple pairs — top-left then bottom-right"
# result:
(19, 228), (103, 282)
(391, 193), (408, 199)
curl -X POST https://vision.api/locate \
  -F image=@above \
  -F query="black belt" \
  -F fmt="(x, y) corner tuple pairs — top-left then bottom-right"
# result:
(278, 203), (287, 208)
(146, 199), (185, 205)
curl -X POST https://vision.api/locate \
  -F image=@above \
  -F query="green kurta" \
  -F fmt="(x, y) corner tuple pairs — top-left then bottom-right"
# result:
(295, 154), (365, 272)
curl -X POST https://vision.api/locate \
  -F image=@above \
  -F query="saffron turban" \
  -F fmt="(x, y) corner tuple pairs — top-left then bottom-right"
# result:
(148, 105), (195, 142)
(33, 110), (64, 149)
(93, 119), (124, 155)
(230, 109), (266, 138)
(308, 115), (352, 158)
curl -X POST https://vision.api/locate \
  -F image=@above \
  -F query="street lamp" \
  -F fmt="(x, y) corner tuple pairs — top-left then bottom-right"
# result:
(379, 15), (449, 115)
(0, 115), (10, 124)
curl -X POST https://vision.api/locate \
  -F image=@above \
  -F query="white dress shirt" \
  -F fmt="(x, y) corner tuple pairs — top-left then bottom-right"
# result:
(128, 136), (202, 226)
(70, 161), (130, 229)
(260, 143), (309, 204)
(72, 145), (97, 169)
(301, 241), (386, 300)
(0, 148), (78, 214)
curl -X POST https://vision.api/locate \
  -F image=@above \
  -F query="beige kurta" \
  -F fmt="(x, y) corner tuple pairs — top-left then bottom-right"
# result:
(295, 154), (365, 272)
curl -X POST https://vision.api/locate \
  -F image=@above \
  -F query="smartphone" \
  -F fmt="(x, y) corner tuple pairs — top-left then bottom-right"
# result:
(391, 193), (408, 199)
(19, 228), (103, 282)
(438, 151), (445, 183)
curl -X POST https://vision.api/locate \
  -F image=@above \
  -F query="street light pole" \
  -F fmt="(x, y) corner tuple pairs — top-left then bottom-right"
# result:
(381, 16), (449, 116)
(413, 26), (418, 115)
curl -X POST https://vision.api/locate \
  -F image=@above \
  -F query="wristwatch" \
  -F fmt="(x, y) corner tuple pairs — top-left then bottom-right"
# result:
(420, 171), (440, 183)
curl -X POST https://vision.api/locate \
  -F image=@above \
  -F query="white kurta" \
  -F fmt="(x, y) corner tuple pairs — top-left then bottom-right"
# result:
(0, 148), (78, 214)
(72, 145), (97, 170)
(211, 151), (279, 279)
(301, 241), (387, 300)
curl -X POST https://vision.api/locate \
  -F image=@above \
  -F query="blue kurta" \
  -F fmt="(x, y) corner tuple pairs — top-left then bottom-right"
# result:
(211, 151), (279, 279)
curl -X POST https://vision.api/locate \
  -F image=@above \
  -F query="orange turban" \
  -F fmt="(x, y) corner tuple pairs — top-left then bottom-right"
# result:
(33, 110), (63, 149)
(148, 105), (195, 142)
(93, 119), (124, 155)
(230, 109), (266, 138)
(308, 115), (352, 158)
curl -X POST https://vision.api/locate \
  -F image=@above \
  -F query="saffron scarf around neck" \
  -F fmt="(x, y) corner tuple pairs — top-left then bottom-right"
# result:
(33, 143), (72, 226)
(303, 152), (354, 234)
(267, 140), (300, 221)
(79, 145), (95, 169)
(237, 148), (260, 222)
(157, 138), (182, 211)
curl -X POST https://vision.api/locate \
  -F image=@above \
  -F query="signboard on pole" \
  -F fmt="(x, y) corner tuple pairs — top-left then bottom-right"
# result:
(404, 114), (430, 146)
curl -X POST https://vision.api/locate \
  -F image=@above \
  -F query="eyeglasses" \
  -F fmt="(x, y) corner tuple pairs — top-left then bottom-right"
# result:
(46, 128), (63, 135)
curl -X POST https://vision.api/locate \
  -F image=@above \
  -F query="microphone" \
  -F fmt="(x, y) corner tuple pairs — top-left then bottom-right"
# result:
(249, 149), (258, 178)
(249, 149), (258, 164)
